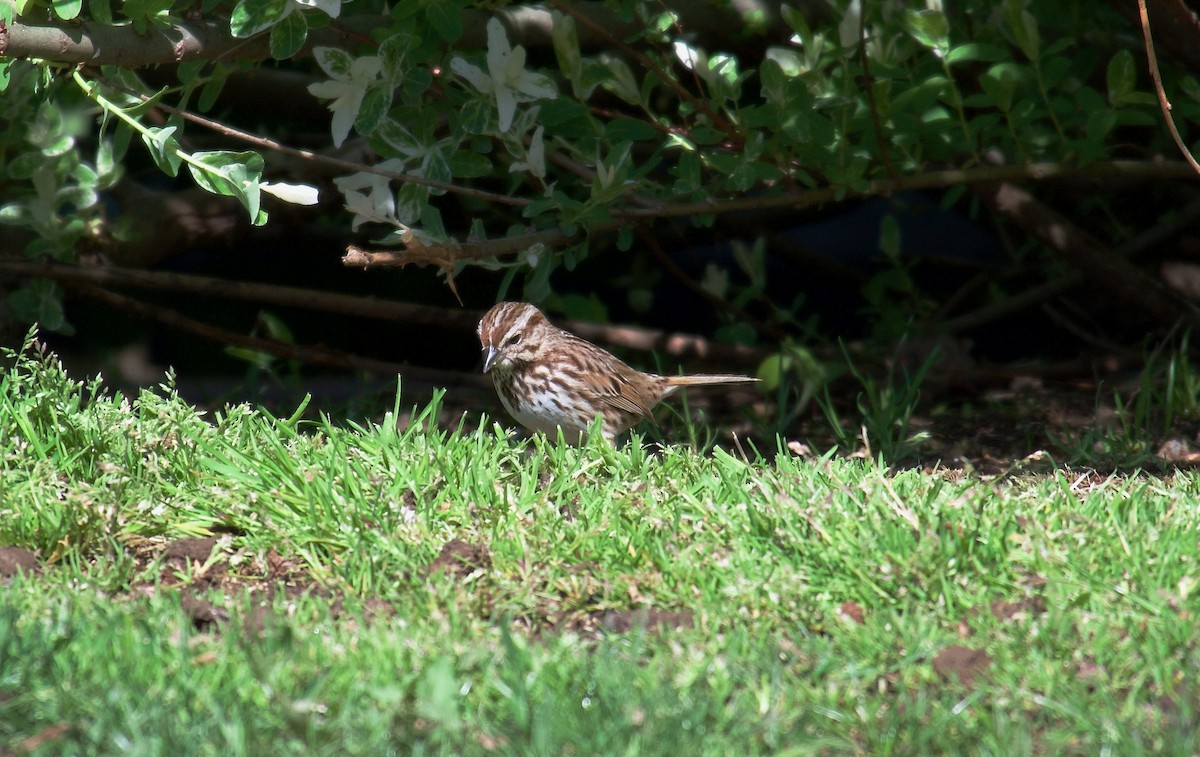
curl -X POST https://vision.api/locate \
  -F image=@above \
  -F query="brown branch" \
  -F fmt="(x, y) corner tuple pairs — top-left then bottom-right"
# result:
(0, 259), (765, 365)
(614, 160), (1200, 219)
(0, 258), (478, 327)
(342, 225), (592, 266)
(1138, 0), (1200, 176)
(974, 181), (1200, 330)
(0, 17), (384, 66)
(72, 285), (490, 389)
(565, 321), (767, 367)
(941, 192), (1200, 334)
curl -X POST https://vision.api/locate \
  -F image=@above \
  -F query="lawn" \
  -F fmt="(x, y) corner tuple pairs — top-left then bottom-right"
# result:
(2, 336), (1199, 755)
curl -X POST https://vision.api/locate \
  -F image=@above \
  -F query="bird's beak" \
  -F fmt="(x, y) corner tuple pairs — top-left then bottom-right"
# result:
(482, 345), (499, 373)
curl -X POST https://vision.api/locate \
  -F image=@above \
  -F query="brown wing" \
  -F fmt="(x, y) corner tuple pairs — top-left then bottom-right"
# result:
(563, 333), (662, 421)
(589, 372), (657, 420)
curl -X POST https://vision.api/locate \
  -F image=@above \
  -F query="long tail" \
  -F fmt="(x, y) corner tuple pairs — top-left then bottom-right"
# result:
(663, 374), (760, 387)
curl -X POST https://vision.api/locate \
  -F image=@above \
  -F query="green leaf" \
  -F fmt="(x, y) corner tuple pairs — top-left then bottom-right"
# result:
(879, 214), (902, 259)
(379, 32), (418, 75)
(59, 186), (99, 211)
(313, 47), (354, 79)
(40, 135), (74, 157)
(980, 63), (1025, 113)
(9, 280), (73, 334)
(395, 183), (428, 224)
(944, 43), (1007, 65)
(673, 150), (700, 192)
(604, 118), (658, 142)
(425, 0), (462, 43)
(421, 202), (446, 239)
(230, 0), (291, 38)
(141, 126), (183, 177)
(1003, 0), (1039, 61)
(1106, 49), (1137, 107)
(458, 99), (492, 134)
(7, 152), (43, 180)
(905, 9), (948, 56)
(270, 12), (308, 59)
(0, 202), (30, 224)
(355, 86), (392, 136)
(728, 160), (782, 192)
(522, 252), (555, 303)
(447, 152), (492, 178)
(780, 4), (811, 38)
(1086, 109), (1117, 147)
(537, 98), (597, 138)
(616, 225), (633, 251)
(187, 150), (266, 224)
(123, 0), (173, 32)
(375, 119), (423, 155)
(402, 67), (433, 101)
(198, 63), (233, 112)
(422, 148), (451, 191)
(52, 0), (82, 19)
(89, 0), (112, 23)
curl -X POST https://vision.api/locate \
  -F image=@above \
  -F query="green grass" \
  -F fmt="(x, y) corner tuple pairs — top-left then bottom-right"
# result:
(3, 336), (1200, 754)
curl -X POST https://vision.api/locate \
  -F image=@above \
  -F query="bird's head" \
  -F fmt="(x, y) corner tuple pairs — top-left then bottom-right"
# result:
(477, 302), (551, 374)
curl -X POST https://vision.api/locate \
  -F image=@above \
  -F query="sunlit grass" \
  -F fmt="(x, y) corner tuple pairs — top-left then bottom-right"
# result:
(2, 334), (1200, 754)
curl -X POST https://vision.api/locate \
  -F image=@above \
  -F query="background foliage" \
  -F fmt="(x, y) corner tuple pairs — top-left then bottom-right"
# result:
(2, 0), (1200, 456)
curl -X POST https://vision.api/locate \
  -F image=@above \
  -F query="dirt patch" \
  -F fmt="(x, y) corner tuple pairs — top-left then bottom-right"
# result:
(990, 596), (1047, 622)
(0, 546), (40, 578)
(163, 536), (221, 563)
(563, 608), (694, 638)
(837, 600), (866, 625)
(426, 539), (492, 579)
(112, 536), (375, 636)
(180, 590), (231, 630)
(932, 645), (992, 688)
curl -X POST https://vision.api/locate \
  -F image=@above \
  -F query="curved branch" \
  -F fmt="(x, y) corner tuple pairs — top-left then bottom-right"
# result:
(1138, 0), (1200, 176)
(342, 226), (593, 266)
(0, 259), (766, 365)
(346, 160), (1200, 267)
(73, 284), (488, 388)
(975, 181), (1200, 330)
(0, 17), (383, 66)
(614, 160), (1200, 219)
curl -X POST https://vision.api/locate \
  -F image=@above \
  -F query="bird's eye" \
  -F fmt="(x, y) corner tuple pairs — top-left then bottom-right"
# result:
(505, 334), (521, 346)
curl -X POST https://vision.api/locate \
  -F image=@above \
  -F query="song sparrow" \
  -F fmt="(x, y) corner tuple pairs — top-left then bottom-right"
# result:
(477, 302), (759, 442)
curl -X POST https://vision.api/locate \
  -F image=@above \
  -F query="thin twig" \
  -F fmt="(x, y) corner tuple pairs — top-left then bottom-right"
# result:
(1, 259), (766, 365)
(613, 160), (1200, 219)
(974, 181), (1200, 330)
(1138, 0), (1200, 176)
(342, 226), (591, 265)
(72, 285), (490, 388)
(0, 259), (478, 329)
(941, 192), (1200, 333)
